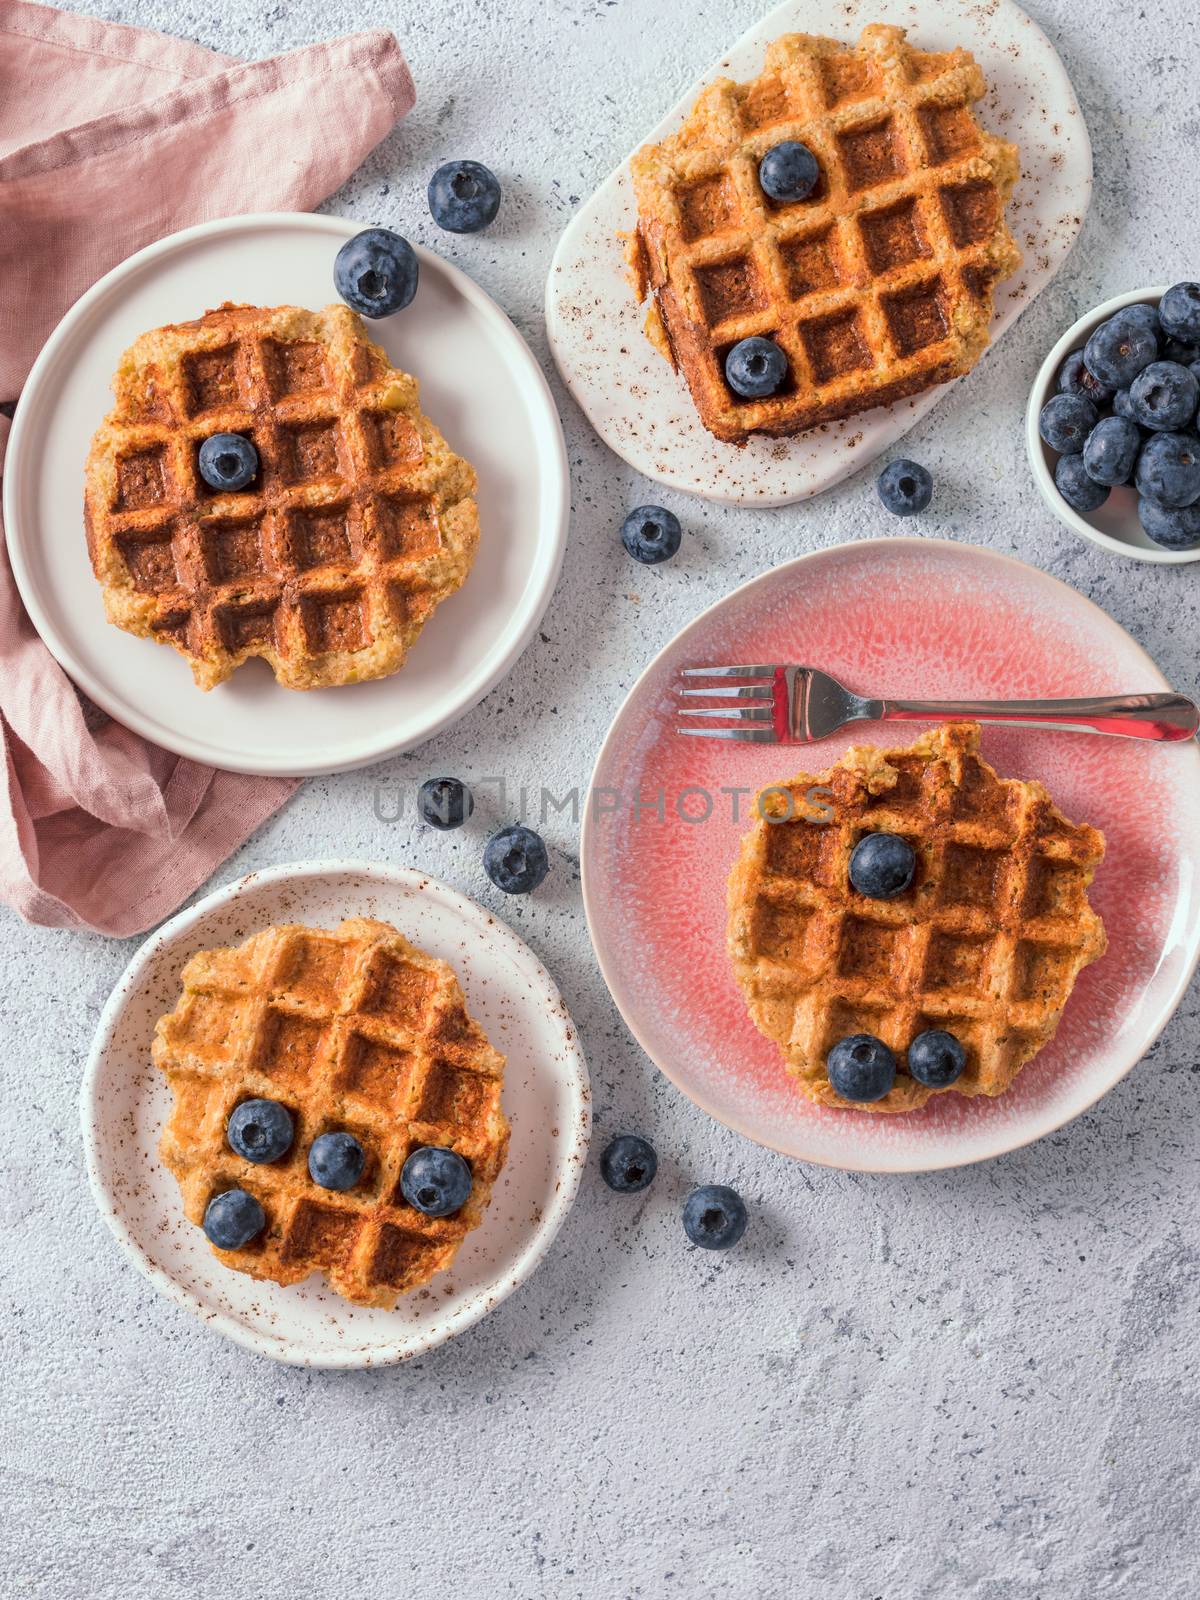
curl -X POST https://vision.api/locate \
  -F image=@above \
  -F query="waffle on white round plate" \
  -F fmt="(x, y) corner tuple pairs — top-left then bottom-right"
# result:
(82, 861), (589, 1367)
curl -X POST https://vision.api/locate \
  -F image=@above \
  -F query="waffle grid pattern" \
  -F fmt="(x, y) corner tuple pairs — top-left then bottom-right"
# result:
(627, 24), (1021, 443)
(153, 918), (509, 1306)
(85, 304), (478, 690)
(727, 725), (1106, 1114)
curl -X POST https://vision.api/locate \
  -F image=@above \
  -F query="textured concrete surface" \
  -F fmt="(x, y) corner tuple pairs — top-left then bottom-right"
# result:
(3, 1), (1199, 1596)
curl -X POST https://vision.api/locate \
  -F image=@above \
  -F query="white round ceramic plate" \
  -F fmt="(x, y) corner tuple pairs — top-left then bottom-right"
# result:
(1026, 285), (1200, 565)
(5, 213), (569, 776)
(82, 861), (590, 1366)
(546, 0), (1091, 506)
(581, 539), (1200, 1171)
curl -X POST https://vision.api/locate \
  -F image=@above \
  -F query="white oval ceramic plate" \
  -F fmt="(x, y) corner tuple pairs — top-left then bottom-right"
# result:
(82, 861), (590, 1367)
(581, 539), (1200, 1171)
(5, 213), (569, 775)
(546, 0), (1091, 506)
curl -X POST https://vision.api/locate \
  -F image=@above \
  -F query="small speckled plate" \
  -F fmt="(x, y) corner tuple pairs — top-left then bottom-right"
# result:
(581, 539), (1200, 1171)
(82, 861), (590, 1366)
(546, 0), (1090, 506)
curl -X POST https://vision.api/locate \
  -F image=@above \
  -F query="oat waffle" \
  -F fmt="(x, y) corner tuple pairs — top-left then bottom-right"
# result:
(624, 23), (1021, 444)
(85, 303), (479, 690)
(727, 725), (1106, 1113)
(153, 917), (509, 1305)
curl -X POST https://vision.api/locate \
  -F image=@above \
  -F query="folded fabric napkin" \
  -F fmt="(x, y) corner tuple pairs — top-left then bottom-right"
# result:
(0, 0), (414, 936)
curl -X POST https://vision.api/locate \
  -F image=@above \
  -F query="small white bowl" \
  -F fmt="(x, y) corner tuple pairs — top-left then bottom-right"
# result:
(1026, 284), (1200, 565)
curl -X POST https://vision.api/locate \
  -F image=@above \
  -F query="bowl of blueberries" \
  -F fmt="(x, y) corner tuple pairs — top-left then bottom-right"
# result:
(1027, 283), (1200, 563)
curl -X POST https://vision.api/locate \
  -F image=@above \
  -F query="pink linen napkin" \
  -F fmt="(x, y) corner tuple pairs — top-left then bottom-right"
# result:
(0, 0), (415, 936)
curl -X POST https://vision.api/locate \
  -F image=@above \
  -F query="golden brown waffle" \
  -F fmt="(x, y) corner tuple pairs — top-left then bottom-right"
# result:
(727, 725), (1106, 1113)
(153, 917), (509, 1305)
(85, 303), (479, 690)
(625, 23), (1021, 444)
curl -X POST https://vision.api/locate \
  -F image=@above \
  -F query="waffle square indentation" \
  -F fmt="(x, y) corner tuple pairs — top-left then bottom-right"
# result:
(337, 1034), (418, 1112)
(414, 1059), (488, 1127)
(836, 119), (906, 191)
(280, 419), (344, 485)
(183, 347), (240, 415)
(1013, 941), (1076, 1004)
(740, 74), (793, 131)
(202, 517), (268, 584)
(369, 1223), (435, 1290)
(1023, 857), (1087, 921)
(215, 600), (278, 653)
(799, 310), (873, 383)
(360, 951), (439, 1027)
(939, 180), (1000, 247)
(924, 931), (992, 993)
(117, 530), (178, 594)
(374, 494), (440, 559)
(837, 918), (902, 984)
(362, 409), (424, 469)
(260, 1010), (326, 1085)
(289, 505), (354, 571)
(694, 258), (768, 327)
(883, 281), (949, 357)
(115, 446), (169, 511)
(278, 935), (346, 1008)
(263, 338), (330, 399)
(859, 199), (931, 275)
(820, 51), (882, 108)
(919, 103), (981, 164)
(939, 843), (1008, 907)
(676, 174), (741, 242)
(754, 903), (815, 964)
(282, 1200), (359, 1267)
(778, 228), (844, 297)
(301, 591), (369, 654)
(765, 818), (841, 884)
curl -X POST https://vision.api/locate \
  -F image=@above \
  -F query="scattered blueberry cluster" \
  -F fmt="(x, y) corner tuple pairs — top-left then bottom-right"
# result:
(826, 829), (969, 1102)
(416, 778), (550, 895)
(599, 1134), (748, 1251)
(1038, 283), (1200, 550)
(202, 1097), (473, 1250)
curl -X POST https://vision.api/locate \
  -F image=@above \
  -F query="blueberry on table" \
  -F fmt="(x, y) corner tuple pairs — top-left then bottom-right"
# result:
(484, 824), (549, 894)
(198, 432), (257, 492)
(227, 1098), (294, 1164)
(1127, 360), (1199, 431)
(1158, 282), (1200, 343)
(1056, 348), (1113, 407)
(876, 458), (933, 516)
(907, 1029), (967, 1088)
(848, 831), (915, 898)
(1082, 415), (1142, 486)
(725, 336), (788, 399)
(308, 1131), (366, 1192)
(1083, 315), (1157, 388)
(1138, 496), (1200, 550)
(600, 1134), (657, 1194)
(333, 227), (419, 317)
(1134, 431), (1200, 507)
(1038, 393), (1098, 455)
(418, 776), (474, 830)
(1055, 453), (1110, 514)
(428, 160), (502, 233)
(621, 505), (682, 565)
(758, 140), (820, 202)
(400, 1146), (473, 1217)
(827, 1034), (897, 1101)
(682, 1185), (747, 1250)
(203, 1188), (266, 1250)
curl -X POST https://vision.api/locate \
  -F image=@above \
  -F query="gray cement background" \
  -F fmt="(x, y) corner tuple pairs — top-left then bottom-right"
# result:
(3, 1), (1199, 1596)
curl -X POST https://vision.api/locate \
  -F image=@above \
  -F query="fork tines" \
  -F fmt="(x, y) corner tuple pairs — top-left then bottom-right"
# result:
(676, 665), (781, 741)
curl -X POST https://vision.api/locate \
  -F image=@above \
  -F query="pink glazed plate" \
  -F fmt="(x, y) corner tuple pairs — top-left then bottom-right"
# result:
(581, 539), (1200, 1172)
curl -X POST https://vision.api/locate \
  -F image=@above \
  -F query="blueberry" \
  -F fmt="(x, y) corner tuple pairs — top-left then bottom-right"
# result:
(418, 776), (473, 830)
(1113, 302), (1161, 343)
(1159, 282), (1200, 343)
(203, 1188), (265, 1250)
(1127, 360), (1199, 431)
(848, 831), (915, 898)
(400, 1146), (473, 1217)
(621, 505), (682, 565)
(1055, 452), (1110, 513)
(1112, 387), (1136, 420)
(308, 1131), (366, 1192)
(600, 1134), (657, 1194)
(907, 1029), (967, 1088)
(483, 824), (549, 893)
(682, 1185), (747, 1250)
(1134, 431), (1200, 507)
(227, 1098), (294, 1164)
(198, 433), (258, 492)
(1037, 393), (1098, 455)
(1162, 336), (1200, 366)
(1082, 415), (1142, 486)
(876, 458), (933, 516)
(428, 160), (502, 233)
(333, 227), (418, 317)
(1138, 496), (1200, 550)
(758, 140), (820, 203)
(1057, 349), (1114, 407)
(725, 336), (788, 399)
(826, 1034), (897, 1102)
(1083, 315), (1157, 388)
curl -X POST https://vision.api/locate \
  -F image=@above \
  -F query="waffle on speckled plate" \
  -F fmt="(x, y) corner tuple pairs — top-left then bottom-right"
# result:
(624, 23), (1021, 444)
(727, 725), (1106, 1113)
(85, 303), (478, 690)
(153, 918), (509, 1306)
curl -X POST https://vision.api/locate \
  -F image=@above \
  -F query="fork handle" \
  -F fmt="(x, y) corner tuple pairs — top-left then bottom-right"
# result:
(878, 692), (1198, 742)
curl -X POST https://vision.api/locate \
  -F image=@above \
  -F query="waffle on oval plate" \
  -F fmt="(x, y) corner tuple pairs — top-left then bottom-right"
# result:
(153, 917), (509, 1306)
(85, 303), (479, 690)
(727, 725), (1107, 1114)
(624, 23), (1022, 444)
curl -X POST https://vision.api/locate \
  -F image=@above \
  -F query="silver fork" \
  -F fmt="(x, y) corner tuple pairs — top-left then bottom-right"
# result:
(676, 665), (1199, 743)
